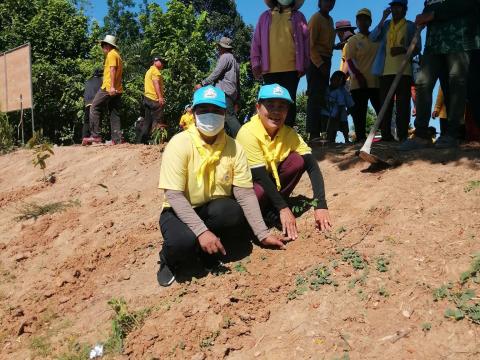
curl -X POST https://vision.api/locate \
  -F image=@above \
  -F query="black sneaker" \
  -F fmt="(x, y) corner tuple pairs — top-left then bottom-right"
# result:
(157, 261), (175, 287)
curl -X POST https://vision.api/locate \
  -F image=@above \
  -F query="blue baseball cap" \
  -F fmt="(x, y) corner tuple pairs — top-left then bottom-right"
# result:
(257, 84), (293, 103)
(192, 86), (226, 109)
(389, 0), (407, 7)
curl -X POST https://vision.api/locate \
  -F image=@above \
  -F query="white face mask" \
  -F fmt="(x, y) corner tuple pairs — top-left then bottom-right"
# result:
(278, 0), (293, 5)
(195, 113), (225, 136)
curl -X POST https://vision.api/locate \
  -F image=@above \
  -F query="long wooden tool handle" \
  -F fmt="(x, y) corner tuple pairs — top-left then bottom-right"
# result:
(360, 27), (423, 154)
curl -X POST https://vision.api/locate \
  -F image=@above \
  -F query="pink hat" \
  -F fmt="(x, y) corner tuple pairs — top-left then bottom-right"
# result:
(335, 20), (356, 32)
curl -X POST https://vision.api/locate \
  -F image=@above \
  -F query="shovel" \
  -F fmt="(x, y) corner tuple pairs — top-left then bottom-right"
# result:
(359, 27), (422, 165)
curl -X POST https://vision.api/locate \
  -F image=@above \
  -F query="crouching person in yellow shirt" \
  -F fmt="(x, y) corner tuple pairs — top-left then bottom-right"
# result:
(157, 86), (285, 287)
(236, 84), (333, 241)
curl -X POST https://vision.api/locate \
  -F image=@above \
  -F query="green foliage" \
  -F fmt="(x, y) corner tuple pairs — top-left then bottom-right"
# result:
(459, 253), (480, 284)
(288, 264), (337, 300)
(15, 200), (80, 221)
(0, 112), (14, 153)
(464, 180), (480, 193)
(105, 298), (151, 354)
(295, 92), (308, 140)
(433, 283), (452, 301)
(378, 286), (389, 297)
(292, 199), (318, 215)
(233, 262), (247, 273)
(421, 322), (432, 332)
(56, 341), (90, 360)
(341, 249), (366, 270)
(30, 335), (51, 357)
(375, 257), (390, 273)
(27, 130), (54, 180)
(150, 127), (168, 145)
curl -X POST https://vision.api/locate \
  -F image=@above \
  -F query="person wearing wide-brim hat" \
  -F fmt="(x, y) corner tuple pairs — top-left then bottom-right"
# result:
(84, 35), (124, 145)
(236, 84), (333, 242)
(343, 8), (381, 143)
(251, 0), (309, 128)
(334, 20), (356, 50)
(156, 86), (285, 286)
(197, 36), (242, 138)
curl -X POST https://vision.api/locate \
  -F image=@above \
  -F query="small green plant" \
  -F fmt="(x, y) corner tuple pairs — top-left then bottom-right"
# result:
(27, 129), (54, 181)
(433, 284), (452, 301)
(233, 262), (247, 273)
(104, 298), (151, 354)
(200, 330), (220, 348)
(292, 199), (318, 215)
(376, 257), (390, 272)
(459, 253), (480, 284)
(221, 316), (235, 329)
(151, 127), (168, 145)
(337, 226), (347, 234)
(342, 248), (366, 270)
(421, 322), (432, 332)
(30, 335), (51, 357)
(15, 200), (80, 221)
(288, 264), (337, 300)
(56, 340), (90, 360)
(464, 180), (480, 193)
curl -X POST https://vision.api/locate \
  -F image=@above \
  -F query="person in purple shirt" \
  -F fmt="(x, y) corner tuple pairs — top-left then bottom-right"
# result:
(251, 0), (310, 127)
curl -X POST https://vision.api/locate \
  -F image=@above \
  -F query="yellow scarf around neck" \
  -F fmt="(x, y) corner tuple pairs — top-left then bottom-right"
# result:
(187, 127), (226, 194)
(387, 18), (407, 48)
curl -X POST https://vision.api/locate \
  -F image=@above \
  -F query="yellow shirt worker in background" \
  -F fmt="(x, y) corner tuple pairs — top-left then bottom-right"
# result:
(156, 86), (285, 287)
(86, 35), (123, 145)
(237, 84), (332, 242)
(179, 104), (195, 130)
(343, 8), (381, 142)
(137, 56), (166, 144)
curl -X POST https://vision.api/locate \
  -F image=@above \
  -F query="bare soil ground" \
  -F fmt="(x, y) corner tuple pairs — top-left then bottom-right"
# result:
(0, 143), (479, 360)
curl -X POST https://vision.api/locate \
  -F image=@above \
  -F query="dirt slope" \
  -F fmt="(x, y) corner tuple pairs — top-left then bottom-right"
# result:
(0, 144), (479, 360)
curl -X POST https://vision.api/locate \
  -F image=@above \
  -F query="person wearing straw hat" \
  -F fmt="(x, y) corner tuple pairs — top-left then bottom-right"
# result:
(370, 0), (420, 142)
(236, 84), (332, 242)
(334, 20), (356, 51)
(251, 0), (309, 128)
(306, 0), (336, 141)
(137, 56), (166, 144)
(86, 35), (123, 145)
(344, 8), (381, 143)
(197, 37), (241, 138)
(157, 85), (286, 287)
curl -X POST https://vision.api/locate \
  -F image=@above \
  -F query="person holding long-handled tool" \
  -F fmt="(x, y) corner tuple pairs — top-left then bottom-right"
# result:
(400, 0), (479, 150)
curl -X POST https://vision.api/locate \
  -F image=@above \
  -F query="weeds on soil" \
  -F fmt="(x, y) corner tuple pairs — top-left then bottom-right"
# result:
(376, 257), (389, 272)
(104, 298), (151, 354)
(15, 199), (80, 221)
(151, 127), (168, 145)
(30, 335), (51, 357)
(288, 264), (337, 300)
(464, 180), (480, 193)
(341, 248), (366, 270)
(200, 330), (220, 349)
(292, 199), (318, 215)
(434, 254), (480, 324)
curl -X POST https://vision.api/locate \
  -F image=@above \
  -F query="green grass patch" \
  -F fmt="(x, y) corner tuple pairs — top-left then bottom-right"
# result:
(464, 180), (480, 193)
(15, 199), (80, 221)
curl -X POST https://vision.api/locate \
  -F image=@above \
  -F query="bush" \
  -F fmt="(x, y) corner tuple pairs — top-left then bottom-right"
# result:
(0, 112), (14, 154)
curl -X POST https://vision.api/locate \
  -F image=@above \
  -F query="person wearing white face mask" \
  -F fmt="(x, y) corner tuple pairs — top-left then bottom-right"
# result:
(156, 86), (286, 287)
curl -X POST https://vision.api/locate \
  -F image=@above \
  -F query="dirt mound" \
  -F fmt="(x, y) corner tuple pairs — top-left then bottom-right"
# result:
(0, 144), (479, 359)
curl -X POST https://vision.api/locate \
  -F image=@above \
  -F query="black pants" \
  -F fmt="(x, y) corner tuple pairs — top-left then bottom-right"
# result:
(82, 106), (91, 138)
(379, 75), (412, 141)
(89, 90), (122, 142)
(137, 97), (164, 144)
(263, 71), (300, 127)
(225, 95), (241, 138)
(306, 60), (331, 138)
(350, 88), (381, 142)
(159, 198), (246, 268)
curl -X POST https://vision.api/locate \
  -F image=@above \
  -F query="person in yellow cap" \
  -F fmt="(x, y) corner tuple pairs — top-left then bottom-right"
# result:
(344, 8), (381, 142)
(157, 86), (286, 287)
(236, 84), (333, 242)
(87, 35), (123, 145)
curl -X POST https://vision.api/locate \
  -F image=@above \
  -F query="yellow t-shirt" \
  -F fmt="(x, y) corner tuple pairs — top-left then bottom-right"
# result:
(383, 21), (412, 77)
(236, 114), (311, 171)
(308, 12), (335, 68)
(101, 49), (123, 93)
(268, 8), (296, 73)
(159, 128), (252, 208)
(344, 33), (380, 90)
(144, 65), (165, 101)
(179, 113), (195, 130)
